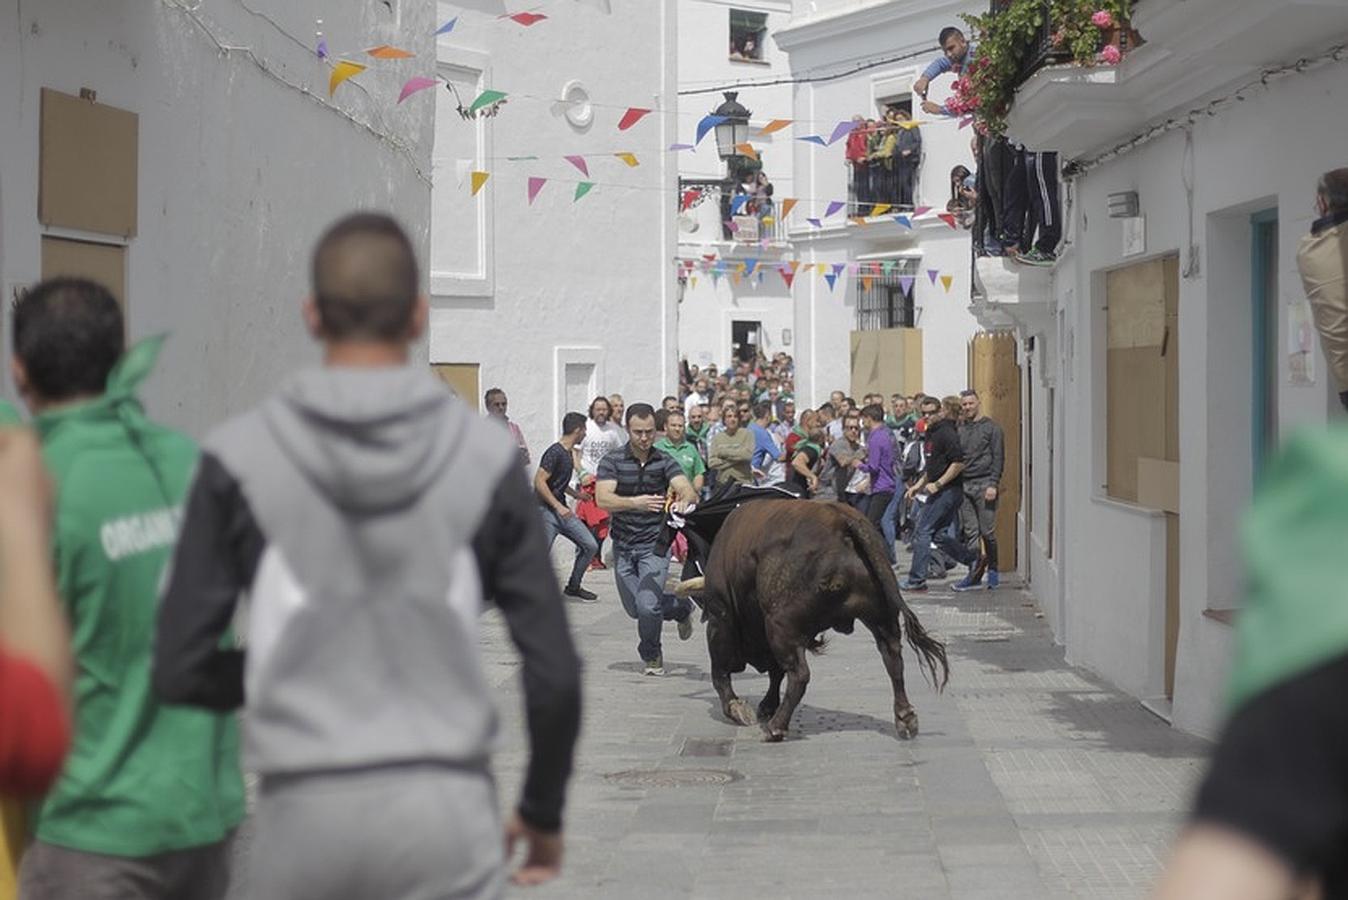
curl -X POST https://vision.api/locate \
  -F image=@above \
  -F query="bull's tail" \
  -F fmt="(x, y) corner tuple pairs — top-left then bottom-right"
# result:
(845, 518), (950, 692)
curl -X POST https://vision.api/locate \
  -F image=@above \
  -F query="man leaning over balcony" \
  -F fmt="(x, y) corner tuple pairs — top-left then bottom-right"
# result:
(913, 26), (977, 118)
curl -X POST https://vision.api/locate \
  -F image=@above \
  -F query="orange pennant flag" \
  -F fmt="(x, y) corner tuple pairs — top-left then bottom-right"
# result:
(757, 119), (792, 135)
(328, 60), (367, 97)
(862, 276), (874, 291)
(614, 152), (639, 167)
(365, 45), (415, 59)
(940, 274), (954, 292)
(470, 171), (490, 196)
(780, 198), (798, 219)
(734, 143), (759, 161)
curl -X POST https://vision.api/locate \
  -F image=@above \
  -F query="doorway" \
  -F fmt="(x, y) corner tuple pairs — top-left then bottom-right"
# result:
(731, 320), (761, 365)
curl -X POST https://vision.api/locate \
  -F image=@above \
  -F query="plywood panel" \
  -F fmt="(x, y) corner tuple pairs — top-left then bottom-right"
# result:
(39, 88), (138, 237)
(40, 237), (127, 311)
(431, 363), (480, 411)
(1106, 346), (1165, 502)
(1106, 258), (1166, 349)
(1136, 457), (1180, 513)
(849, 328), (922, 398)
(968, 331), (1021, 570)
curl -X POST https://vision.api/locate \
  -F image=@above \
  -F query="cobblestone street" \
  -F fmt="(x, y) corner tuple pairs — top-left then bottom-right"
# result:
(482, 559), (1210, 900)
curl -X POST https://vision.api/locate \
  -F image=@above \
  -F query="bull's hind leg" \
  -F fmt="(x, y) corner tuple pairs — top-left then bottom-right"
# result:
(763, 645), (810, 743)
(712, 663), (757, 726)
(867, 621), (919, 739)
(757, 666), (784, 722)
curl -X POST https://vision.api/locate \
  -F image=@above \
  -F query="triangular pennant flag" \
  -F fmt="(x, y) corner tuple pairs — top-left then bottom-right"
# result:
(827, 120), (857, 145)
(780, 198), (797, 220)
(470, 171), (490, 196)
(744, 258), (759, 276)
(789, 260), (801, 274)
(680, 189), (700, 211)
(914, 205), (933, 216)
(731, 271), (742, 285)
(328, 61), (367, 97)
(564, 155), (590, 177)
(696, 114), (728, 145)
(736, 262), (747, 274)
(505, 156), (539, 161)
(881, 261), (896, 275)
(779, 265), (796, 289)
(508, 12), (548, 25)
(899, 275), (915, 294)
(806, 217), (822, 228)
(849, 216), (867, 227)
(797, 135), (828, 146)
(757, 119), (792, 135)
(527, 177), (547, 205)
(729, 195), (750, 216)
(824, 273), (838, 291)
(469, 89), (507, 112)
(894, 215), (912, 229)
(711, 270), (722, 285)
(574, 182), (595, 201)
(366, 45), (415, 59)
(668, 143), (696, 152)
(825, 201), (846, 218)
(398, 77), (438, 103)
(724, 219), (739, 234)
(938, 213), (958, 228)
(862, 276), (874, 291)
(618, 107), (652, 130)
(690, 276), (699, 289)
(927, 269), (940, 285)
(870, 203), (892, 217)
(435, 17), (458, 35)
(316, 38), (329, 59)
(959, 116), (975, 130)
(615, 152), (639, 167)
(941, 274), (954, 293)
(734, 143), (759, 161)
(832, 263), (847, 277)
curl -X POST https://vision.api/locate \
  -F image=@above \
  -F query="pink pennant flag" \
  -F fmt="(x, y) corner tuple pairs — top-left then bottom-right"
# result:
(927, 269), (940, 285)
(527, 177), (547, 205)
(959, 116), (975, 130)
(618, 107), (652, 130)
(564, 155), (590, 177)
(824, 200), (846, 218)
(397, 77), (438, 103)
(914, 206), (932, 216)
(508, 12), (548, 25)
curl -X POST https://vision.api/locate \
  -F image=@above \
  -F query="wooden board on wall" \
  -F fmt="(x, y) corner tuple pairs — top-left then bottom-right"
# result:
(850, 328), (922, 399)
(40, 236), (127, 311)
(968, 331), (1021, 570)
(432, 363), (480, 411)
(39, 88), (138, 237)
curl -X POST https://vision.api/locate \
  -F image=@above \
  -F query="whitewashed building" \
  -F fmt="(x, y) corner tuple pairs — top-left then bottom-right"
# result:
(430, 0), (677, 452)
(0, 0), (434, 434)
(977, 0), (1348, 736)
(677, 0), (985, 404)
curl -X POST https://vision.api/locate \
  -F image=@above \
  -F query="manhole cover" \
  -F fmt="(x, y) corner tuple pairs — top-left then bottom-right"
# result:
(604, 768), (742, 788)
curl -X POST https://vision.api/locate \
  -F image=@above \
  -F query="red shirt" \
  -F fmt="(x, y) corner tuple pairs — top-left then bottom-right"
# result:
(0, 651), (69, 796)
(845, 127), (870, 164)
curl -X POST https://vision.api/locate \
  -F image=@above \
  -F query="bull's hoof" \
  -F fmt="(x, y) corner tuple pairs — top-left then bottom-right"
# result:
(725, 699), (757, 726)
(896, 709), (920, 740)
(761, 726), (787, 743)
(674, 576), (705, 598)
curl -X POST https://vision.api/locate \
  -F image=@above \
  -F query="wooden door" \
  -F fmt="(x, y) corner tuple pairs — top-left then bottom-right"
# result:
(431, 363), (480, 411)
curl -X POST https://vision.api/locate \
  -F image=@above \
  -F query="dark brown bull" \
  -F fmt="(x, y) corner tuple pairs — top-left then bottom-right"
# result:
(680, 498), (948, 741)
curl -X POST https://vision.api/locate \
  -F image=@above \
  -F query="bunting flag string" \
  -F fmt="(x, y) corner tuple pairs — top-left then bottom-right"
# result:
(672, 255), (963, 298)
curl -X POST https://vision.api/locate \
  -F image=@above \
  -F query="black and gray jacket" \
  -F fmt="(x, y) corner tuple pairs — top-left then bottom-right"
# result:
(152, 367), (581, 831)
(959, 416), (1005, 485)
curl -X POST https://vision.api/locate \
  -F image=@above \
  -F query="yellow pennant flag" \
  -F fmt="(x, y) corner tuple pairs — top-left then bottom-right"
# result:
(736, 262), (747, 274)
(940, 274), (954, 292)
(816, 263), (829, 275)
(780, 198), (798, 219)
(870, 203), (891, 217)
(732, 271), (742, 285)
(849, 216), (867, 227)
(690, 277), (698, 289)
(329, 60), (367, 97)
(614, 152), (639, 167)
(734, 143), (759, 161)
(757, 119), (792, 135)
(470, 171), (490, 196)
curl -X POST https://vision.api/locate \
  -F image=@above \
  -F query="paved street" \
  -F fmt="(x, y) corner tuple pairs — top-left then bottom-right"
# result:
(482, 554), (1210, 900)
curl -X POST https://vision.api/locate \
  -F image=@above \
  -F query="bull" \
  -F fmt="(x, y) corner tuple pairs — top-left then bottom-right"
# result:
(671, 491), (949, 742)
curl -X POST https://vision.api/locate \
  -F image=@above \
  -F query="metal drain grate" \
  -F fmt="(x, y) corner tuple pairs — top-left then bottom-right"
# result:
(679, 738), (732, 758)
(604, 768), (742, 788)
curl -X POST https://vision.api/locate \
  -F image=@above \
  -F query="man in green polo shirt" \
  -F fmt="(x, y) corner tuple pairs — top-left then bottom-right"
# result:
(655, 408), (706, 494)
(12, 279), (243, 900)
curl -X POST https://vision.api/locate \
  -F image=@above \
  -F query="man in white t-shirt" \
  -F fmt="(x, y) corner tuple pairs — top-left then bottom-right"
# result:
(579, 396), (625, 480)
(684, 378), (711, 418)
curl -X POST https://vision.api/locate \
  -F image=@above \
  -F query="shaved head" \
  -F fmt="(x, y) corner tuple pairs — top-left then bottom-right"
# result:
(311, 212), (418, 340)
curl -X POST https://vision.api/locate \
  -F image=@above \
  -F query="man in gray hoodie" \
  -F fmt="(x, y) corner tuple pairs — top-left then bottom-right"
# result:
(153, 213), (582, 898)
(953, 389), (1004, 591)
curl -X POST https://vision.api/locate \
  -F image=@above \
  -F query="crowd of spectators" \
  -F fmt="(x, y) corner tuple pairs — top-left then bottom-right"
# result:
(845, 106), (923, 211)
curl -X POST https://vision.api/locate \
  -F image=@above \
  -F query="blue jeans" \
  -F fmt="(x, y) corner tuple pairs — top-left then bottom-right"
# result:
(613, 546), (693, 663)
(540, 507), (598, 590)
(907, 487), (977, 585)
(879, 488), (904, 565)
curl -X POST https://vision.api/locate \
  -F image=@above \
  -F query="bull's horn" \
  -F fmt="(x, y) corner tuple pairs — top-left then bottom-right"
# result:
(674, 576), (706, 598)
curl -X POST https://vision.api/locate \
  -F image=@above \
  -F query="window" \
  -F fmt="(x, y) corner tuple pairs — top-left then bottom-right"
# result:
(729, 10), (767, 62)
(855, 260), (920, 330)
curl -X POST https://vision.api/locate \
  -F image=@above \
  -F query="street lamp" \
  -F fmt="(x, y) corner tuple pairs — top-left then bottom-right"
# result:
(712, 91), (751, 163)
